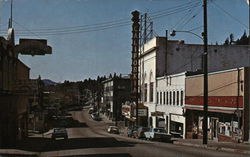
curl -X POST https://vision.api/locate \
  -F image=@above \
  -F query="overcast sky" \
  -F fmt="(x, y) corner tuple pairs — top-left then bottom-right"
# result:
(0, 0), (249, 82)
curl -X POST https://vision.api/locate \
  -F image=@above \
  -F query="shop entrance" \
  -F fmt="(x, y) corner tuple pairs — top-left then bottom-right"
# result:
(211, 118), (219, 140)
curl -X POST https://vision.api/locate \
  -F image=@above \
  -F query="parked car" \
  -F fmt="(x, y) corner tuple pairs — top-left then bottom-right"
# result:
(107, 126), (119, 134)
(144, 128), (172, 141)
(133, 127), (150, 139)
(51, 128), (68, 140)
(91, 113), (101, 121)
(127, 126), (139, 138)
(88, 108), (94, 114)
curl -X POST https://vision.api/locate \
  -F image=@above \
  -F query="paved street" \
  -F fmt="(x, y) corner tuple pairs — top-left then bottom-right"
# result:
(5, 110), (247, 157)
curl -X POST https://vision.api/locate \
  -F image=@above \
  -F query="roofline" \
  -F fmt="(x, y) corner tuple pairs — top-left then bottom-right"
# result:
(17, 59), (30, 70)
(186, 67), (248, 78)
(157, 72), (186, 80)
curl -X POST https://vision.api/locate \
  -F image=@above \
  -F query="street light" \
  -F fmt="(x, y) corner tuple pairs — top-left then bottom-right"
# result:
(170, 30), (204, 41)
(170, 25), (208, 145)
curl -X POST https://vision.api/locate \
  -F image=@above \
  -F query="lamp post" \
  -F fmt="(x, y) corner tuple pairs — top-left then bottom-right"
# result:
(170, 0), (208, 144)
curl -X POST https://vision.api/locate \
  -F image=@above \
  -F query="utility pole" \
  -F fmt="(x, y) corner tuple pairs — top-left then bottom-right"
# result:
(203, 0), (208, 145)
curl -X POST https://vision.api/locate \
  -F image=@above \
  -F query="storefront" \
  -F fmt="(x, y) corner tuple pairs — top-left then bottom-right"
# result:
(185, 106), (243, 142)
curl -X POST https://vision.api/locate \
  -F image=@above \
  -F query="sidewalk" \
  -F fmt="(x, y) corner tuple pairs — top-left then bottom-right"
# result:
(173, 138), (250, 155)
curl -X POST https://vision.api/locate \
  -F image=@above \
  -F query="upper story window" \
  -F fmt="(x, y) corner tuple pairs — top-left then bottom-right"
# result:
(166, 91), (168, 105)
(177, 91), (179, 106)
(163, 92), (166, 104)
(156, 92), (159, 104)
(144, 83), (148, 102)
(181, 91), (184, 106)
(173, 91), (175, 105)
(150, 82), (154, 102)
(160, 92), (162, 105)
(170, 91), (172, 105)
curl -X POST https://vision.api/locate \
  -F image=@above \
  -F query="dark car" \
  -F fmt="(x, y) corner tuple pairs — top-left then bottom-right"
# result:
(127, 126), (139, 138)
(91, 113), (101, 121)
(51, 128), (68, 140)
(133, 127), (150, 139)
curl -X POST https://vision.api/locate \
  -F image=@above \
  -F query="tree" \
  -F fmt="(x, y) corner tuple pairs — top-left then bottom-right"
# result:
(224, 38), (229, 45)
(235, 31), (249, 45)
(229, 33), (234, 44)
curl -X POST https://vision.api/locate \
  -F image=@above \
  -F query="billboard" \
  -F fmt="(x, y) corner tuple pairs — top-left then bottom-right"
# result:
(14, 38), (52, 55)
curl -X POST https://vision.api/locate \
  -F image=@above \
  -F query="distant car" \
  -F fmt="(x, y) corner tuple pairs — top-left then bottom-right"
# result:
(51, 128), (68, 140)
(107, 126), (119, 134)
(127, 126), (139, 138)
(144, 128), (172, 141)
(88, 108), (94, 114)
(91, 113), (101, 121)
(133, 127), (150, 139)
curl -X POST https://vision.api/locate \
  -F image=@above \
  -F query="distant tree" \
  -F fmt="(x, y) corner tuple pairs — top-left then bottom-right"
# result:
(235, 31), (249, 45)
(224, 38), (230, 45)
(229, 33), (234, 44)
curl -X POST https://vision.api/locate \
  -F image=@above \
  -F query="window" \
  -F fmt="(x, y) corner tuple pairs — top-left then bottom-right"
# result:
(163, 92), (166, 104)
(150, 82), (154, 102)
(170, 91), (172, 105)
(160, 92), (162, 104)
(166, 91), (168, 104)
(144, 83), (147, 102)
(157, 92), (159, 104)
(181, 91), (184, 106)
(177, 91), (179, 106)
(173, 91), (175, 105)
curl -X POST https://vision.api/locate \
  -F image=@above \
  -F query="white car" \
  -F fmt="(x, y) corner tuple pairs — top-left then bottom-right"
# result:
(144, 128), (172, 141)
(107, 126), (119, 134)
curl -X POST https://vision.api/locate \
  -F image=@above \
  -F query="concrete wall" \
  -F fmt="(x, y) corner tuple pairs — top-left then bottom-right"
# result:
(167, 41), (249, 75)
(186, 68), (244, 97)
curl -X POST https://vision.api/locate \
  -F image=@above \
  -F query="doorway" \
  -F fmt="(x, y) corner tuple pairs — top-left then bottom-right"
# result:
(211, 118), (219, 140)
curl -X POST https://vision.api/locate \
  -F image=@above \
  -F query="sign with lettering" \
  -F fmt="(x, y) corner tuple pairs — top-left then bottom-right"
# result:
(14, 38), (52, 55)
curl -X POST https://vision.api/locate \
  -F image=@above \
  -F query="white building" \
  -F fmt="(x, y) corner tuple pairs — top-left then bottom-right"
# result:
(156, 72), (186, 138)
(140, 37), (167, 127)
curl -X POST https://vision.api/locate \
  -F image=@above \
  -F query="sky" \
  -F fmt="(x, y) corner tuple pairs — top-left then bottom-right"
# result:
(0, 0), (249, 82)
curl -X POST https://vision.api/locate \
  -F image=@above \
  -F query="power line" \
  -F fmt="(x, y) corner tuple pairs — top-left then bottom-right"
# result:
(1, 1), (200, 33)
(211, 1), (248, 29)
(178, 6), (202, 30)
(0, 1), (202, 37)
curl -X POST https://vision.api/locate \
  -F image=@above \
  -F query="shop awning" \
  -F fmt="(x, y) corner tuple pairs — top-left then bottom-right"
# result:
(184, 106), (243, 114)
(151, 111), (164, 117)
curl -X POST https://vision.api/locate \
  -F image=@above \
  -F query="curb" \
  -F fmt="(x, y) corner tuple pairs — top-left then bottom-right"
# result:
(0, 149), (39, 156)
(173, 141), (250, 155)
